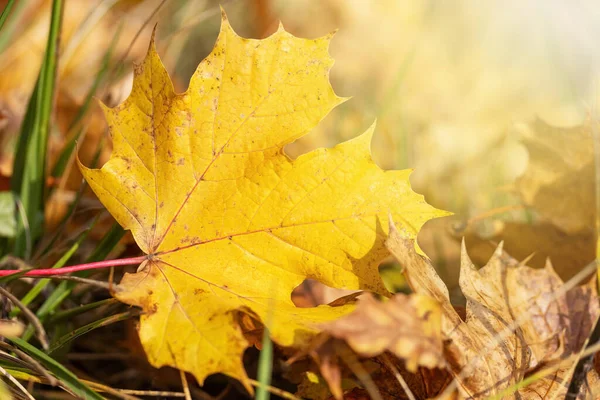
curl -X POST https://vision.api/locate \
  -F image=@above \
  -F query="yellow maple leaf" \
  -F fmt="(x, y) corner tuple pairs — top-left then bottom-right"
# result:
(78, 11), (448, 391)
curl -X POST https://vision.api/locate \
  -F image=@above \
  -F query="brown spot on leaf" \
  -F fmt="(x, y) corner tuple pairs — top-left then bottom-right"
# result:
(145, 302), (158, 316)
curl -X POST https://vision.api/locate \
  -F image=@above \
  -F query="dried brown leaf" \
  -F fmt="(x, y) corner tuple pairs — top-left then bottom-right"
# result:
(387, 220), (600, 399)
(321, 293), (445, 372)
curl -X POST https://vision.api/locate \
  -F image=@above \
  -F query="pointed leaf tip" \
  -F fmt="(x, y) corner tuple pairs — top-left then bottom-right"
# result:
(219, 6), (234, 34)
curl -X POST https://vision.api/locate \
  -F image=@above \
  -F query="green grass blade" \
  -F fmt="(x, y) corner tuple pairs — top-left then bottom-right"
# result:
(256, 280), (276, 400)
(48, 311), (135, 354)
(255, 328), (273, 400)
(47, 298), (117, 324)
(21, 223), (125, 341)
(9, 337), (104, 400)
(51, 25), (122, 180)
(11, 0), (64, 259)
(11, 83), (40, 196)
(85, 222), (126, 263)
(37, 136), (105, 259)
(0, 0), (15, 32)
(0, 0), (26, 51)
(15, 217), (98, 318)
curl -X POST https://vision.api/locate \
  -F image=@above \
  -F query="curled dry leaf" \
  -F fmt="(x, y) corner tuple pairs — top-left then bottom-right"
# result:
(304, 292), (446, 400)
(321, 293), (445, 372)
(78, 11), (448, 392)
(387, 221), (600, 399)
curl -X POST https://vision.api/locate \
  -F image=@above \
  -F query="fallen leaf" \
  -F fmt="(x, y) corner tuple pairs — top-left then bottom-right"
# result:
(78, 11), (448, 391)
(369, 357), (453, 400)
(302, 292), (446, 400)
(387, 221), (600, 399)
(517, 119), (594, 234)
(461, 220), (595, 281)
(320, 293), (444, 372)
(292, 279), (361, 308)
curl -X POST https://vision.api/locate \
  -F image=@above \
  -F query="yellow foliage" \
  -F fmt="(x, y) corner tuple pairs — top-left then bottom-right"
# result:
(79, 11), (447, 390)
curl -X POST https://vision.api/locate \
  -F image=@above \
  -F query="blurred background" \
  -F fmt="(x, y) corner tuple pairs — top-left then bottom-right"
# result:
(0, 0), (597, 313)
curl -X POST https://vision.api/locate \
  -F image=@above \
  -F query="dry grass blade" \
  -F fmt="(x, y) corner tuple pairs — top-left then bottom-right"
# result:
(337, 346), (383, 400)
(248, 379), (302, 400)
(487, 338), (600, 399)
(0, 364), (35, 400)
(179, 369), (191, 400)
(381, 353), (417, 400)
(113, 389), (187, 397)
(104, 0), (168, 89)
(0, 342), (56, 386)
(42, 274), (111, 290)
(0, 285), (48, 350)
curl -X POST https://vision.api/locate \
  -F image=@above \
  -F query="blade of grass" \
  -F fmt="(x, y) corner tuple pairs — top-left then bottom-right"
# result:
(0, 0), (15, 32)
(35, 274), (112, 289)
(48, 310), (137, 354)
(14, 196), (32, 258)
(0, 342), (57, 387)
(5, 368), (144, 400)
(15, 217), (99, 318)
(47, 298), (117, 324)
(256, 279), (276, 400)
(255, 328), (273, 400)
(21, 223), (125, 341)
(248, 380), (301, 400)
(0, 0), (26, 51)
(36, 135), (106, 260)
(11, 0), (64, 259)
(84, 222), (126, 264)
(51, 25), (123, 181)
(179, 370), (191, 400)
(58, 0), (119, 71)
(0, 349), (33, 370)
(105, 0), (168, 89)
(0, 285), (48, 350)
(0, 364), (35, 400)
(9, 337), (104, 400)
